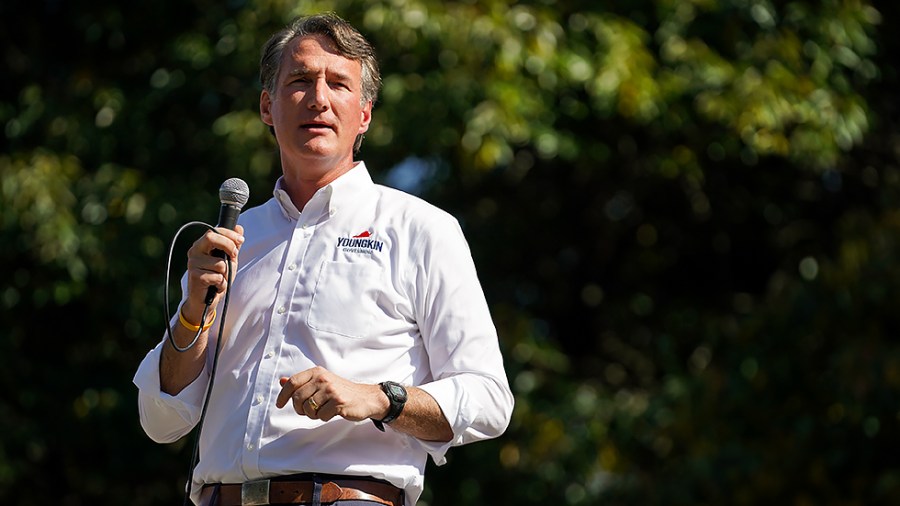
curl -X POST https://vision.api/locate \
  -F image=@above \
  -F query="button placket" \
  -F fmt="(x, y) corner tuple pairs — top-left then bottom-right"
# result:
(243, 218), (312, 477)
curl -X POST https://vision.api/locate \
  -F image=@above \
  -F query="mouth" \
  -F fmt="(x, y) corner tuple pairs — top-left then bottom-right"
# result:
(301, 122), (334, 132)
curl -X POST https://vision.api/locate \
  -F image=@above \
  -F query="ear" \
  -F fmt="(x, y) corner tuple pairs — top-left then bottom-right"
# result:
(260, 89), (274, 126)
(358, 100), (373, 134)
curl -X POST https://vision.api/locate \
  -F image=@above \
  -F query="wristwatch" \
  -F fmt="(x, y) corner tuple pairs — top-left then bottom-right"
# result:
(372, 381), (407, 432)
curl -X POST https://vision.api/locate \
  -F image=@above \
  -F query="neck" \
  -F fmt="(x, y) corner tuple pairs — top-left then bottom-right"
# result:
(281, 158), (357, 211)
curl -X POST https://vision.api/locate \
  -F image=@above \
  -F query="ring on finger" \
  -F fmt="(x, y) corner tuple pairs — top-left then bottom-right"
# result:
(308, 397), (320, 411)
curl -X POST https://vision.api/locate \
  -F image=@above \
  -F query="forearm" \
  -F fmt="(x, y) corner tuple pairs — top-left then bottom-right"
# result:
(159, 302), (211, 395)
(385, 386), (453, 443)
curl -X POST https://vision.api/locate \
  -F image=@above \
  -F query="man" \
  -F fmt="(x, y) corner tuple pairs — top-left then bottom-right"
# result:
(133, 13), (514, 506)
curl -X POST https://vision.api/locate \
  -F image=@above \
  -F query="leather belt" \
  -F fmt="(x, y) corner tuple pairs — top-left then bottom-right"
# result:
(201, 477), (403, 506)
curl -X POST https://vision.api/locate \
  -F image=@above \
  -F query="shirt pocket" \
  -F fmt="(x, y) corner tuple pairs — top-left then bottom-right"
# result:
(307, 260), (383, 339)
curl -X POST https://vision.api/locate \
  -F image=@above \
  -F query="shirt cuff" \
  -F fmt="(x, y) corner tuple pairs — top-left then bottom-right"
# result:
(133, 341), (209, 421)
(415, 377), (482, 465)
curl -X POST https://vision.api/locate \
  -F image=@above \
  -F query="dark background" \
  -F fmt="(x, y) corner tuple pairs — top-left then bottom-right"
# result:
(2, 1), (899, 504)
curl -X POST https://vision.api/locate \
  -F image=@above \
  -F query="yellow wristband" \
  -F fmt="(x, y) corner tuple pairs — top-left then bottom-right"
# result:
(178, 306), (216, 332)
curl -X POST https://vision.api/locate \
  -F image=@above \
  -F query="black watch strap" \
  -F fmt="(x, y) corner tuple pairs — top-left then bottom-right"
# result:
(373, 381), (407, 432)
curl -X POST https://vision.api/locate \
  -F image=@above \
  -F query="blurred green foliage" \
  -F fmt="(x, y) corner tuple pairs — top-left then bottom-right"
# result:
(2, 0), (899, 504)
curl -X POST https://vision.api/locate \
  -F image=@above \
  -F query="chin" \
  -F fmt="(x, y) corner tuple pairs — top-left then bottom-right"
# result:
(295, 141), (336, 158)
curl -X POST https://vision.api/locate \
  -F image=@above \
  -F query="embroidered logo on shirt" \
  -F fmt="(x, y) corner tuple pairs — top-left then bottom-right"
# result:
(336, 229), (384, 253)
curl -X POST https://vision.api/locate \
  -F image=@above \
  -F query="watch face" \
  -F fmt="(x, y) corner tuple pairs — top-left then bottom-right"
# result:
(386, 382), (407, 402)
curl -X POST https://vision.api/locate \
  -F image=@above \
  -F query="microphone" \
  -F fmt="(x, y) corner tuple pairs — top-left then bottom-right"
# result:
(204, 178), (250, 304)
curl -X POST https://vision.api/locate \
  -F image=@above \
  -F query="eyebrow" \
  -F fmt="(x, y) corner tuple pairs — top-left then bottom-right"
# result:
(285, 66), (354, 83)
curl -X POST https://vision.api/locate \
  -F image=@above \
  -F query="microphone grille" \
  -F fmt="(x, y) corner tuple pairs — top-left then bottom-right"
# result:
(219, 178), (250, 208)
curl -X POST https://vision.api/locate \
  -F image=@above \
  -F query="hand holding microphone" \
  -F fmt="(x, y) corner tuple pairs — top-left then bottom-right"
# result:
(204, 178), (250, 304)
(182, 178), (250, 322)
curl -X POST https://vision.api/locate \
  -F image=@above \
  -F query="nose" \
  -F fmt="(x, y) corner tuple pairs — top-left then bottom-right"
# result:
(307, 78), (330, 111)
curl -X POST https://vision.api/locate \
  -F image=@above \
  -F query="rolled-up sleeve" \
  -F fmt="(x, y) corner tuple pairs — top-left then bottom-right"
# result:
(409, 213), (514, 465)
(133, 340), (210, 443)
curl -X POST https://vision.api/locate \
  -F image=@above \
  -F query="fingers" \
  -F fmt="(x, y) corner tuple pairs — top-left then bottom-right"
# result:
(184, 227), (245, 307)
(205, 227), (244, 259)
(276, 372), (315, 409)
(276, 368), (338, 421)
(302, 394), (334, 420)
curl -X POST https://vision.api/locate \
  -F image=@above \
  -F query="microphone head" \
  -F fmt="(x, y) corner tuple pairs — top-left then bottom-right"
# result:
(219, 178), (250, 209)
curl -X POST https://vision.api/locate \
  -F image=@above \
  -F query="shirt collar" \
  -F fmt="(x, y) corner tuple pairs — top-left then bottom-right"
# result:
(272, 161), (374, 221)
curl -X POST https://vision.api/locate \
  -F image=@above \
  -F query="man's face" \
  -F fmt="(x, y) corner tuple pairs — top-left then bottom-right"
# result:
(260, 34), (372, 172)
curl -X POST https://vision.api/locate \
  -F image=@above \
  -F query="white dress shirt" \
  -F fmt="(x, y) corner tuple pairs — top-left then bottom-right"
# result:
(133, 162), (514, 505)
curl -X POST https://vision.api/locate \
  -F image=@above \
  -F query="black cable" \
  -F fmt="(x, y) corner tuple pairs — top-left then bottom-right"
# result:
(164, 221), (216, 352)
(161, 221), (235, 506)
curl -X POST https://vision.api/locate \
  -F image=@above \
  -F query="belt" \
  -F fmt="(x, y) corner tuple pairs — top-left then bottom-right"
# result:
(201, 477), (404, 506)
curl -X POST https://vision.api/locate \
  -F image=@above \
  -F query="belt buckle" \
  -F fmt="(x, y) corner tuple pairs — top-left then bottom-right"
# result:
(241, 479), (270, 506)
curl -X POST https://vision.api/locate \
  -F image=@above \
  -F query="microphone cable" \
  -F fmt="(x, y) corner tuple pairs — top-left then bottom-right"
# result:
(162, 220), (236, 506)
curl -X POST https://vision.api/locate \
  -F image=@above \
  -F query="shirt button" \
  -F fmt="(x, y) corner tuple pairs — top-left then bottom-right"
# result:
(277, 306), (286, 315)
(264, 351), (274, 359)
(254, 395), (264, 405)
(288, 263), (296, 271)
(247, 443), (255, 451)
